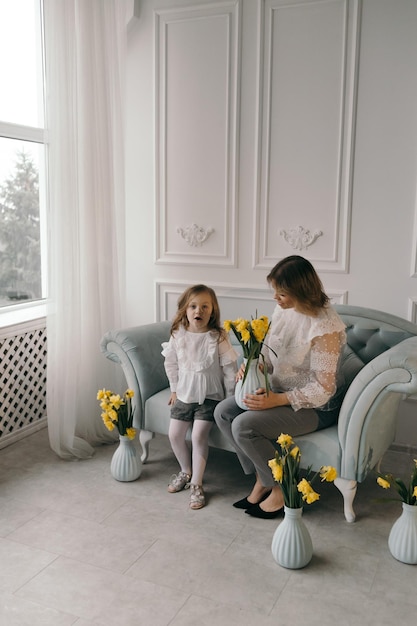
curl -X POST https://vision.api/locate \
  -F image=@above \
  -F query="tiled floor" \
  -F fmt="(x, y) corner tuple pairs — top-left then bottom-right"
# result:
(0, 428), (416, 625)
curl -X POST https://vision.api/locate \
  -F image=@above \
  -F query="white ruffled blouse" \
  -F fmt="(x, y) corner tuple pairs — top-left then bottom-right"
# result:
(161, 327), (238, 404)
(262, 305), (346, 411)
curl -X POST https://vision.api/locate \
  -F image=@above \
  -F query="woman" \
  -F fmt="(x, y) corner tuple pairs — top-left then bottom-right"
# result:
(214, 255), (346, 518)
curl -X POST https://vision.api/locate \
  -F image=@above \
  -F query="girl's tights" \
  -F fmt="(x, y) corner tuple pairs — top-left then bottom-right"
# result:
(168, 419), (213, 486)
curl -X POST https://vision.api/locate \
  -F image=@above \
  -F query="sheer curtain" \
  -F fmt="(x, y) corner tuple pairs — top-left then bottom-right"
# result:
(44, 0), (127, 459)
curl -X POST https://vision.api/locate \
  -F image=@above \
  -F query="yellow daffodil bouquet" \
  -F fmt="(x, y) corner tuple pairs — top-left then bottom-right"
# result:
(377, 459), (417, 505)
(269, 433), (338, 509)
(223, 314), (273, 392)
(96, 388), (136, 440)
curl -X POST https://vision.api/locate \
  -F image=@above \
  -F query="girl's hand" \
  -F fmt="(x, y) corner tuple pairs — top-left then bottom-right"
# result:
(242, 389), (289, 411)
(168, 392), (177, 406)
(236, 362), (246, 381)
(236, 360), (264, 381)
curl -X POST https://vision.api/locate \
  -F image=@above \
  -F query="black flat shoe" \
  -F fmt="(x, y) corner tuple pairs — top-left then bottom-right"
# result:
(245, 503), (283, 519)
(233, 490), (271, 510)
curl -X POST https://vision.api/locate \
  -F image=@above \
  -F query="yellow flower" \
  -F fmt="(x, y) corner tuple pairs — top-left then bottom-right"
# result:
(97, 388), (135, 438)
(297, 478), (311, 496)
(234, 318), (247, 331)
(320, 466), (337, 482)
(304, 489), (320, 504)
(110, 394), (123, 409)
(251, 317), (269, 342)
(223, 320), (232, 332)
(97, 389), (107, 400)
(413, 486), (417, 498)
(277, 433), (293, 449)
(377, 477), (391, 489)
(290, 446), (301, 460)
(108, 409), (118, 421)
(102, 413), (115, 431)
(240, 329), (250, 344)
(268, 458), (283, 483)
(125, 427), (136, 440)
(296, 478), (319, 503)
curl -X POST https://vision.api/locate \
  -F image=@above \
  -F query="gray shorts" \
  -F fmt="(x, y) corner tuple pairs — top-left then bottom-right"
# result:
(170, 398), (218, 422)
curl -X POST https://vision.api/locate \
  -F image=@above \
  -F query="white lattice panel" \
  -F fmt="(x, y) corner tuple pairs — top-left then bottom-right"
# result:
(0, 321), (47, 440)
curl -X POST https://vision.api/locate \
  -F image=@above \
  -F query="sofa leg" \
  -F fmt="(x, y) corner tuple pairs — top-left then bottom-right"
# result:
(334, 477), (357, 523)
(139, 430), (155, 463)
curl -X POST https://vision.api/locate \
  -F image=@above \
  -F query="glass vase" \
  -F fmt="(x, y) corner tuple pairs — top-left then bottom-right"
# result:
(110, 434), (142, 482)
(234, 358), (263, 410)
(388, 502), (417, 564)
(271, 506), (313, 569)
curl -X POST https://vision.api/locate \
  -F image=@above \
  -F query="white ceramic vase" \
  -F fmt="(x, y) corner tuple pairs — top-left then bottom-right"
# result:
(235, 358), (263, 410)
(271, 506), (313, 569)
(110, 434), (142, 482)
(388, 502), (417, 564)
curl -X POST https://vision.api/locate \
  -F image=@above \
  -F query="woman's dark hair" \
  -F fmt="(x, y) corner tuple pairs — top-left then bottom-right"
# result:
(267, 255), (329, 314)
(171, 284), (225, 337)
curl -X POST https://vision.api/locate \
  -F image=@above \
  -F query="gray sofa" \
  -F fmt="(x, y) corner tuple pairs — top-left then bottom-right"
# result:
(100, 305), (417, 522)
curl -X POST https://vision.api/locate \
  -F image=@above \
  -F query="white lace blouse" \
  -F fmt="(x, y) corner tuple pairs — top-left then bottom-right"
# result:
(161, 327), (238, 404)
(262, 305), (346, 411)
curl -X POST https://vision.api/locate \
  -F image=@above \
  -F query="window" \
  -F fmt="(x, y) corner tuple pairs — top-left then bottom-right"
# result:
(0, 0), (46, 320)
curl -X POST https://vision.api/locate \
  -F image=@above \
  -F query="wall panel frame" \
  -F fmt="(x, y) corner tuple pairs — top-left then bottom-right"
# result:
(254, 0), (361, 272)
(155, 1), (241, 266)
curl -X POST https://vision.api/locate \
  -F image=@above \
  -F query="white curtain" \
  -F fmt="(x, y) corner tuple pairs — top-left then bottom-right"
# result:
(44, 0), (127, 459)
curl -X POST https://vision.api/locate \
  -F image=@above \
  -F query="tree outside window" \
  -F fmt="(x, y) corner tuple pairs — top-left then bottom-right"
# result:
(0, 151), (41, 304)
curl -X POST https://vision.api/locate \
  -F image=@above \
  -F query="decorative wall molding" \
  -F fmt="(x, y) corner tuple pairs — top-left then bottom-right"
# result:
(177, 223), (214, 247)
(156, 280), (347, 321)
(280, 225), (323, 251)
(156, 281), (275, 322)
(254, 0), (361, 272)
(329, 290), (348, 305)
(154, 1), (241, 266)
(409, 298), (417, 324)
(411, 197), (417, 277)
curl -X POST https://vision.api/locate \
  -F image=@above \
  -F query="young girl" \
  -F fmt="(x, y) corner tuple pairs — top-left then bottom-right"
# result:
(162, 284), (238, 510)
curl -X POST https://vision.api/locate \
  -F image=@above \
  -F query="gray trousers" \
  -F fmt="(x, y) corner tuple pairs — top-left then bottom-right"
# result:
(213, 396), (320, 487)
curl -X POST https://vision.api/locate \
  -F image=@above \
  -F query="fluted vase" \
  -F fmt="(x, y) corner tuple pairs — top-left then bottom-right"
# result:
(388, 503), (417, 564)
(271, 506), (313, 569)
(110, 434), (142, 482)
(235, 358), (263, 410)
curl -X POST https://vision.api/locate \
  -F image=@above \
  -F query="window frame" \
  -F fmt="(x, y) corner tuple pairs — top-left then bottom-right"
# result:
(0, 1), (48, 328)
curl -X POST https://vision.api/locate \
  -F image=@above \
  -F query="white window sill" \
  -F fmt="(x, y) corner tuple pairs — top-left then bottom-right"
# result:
(0, 300), (47, 330)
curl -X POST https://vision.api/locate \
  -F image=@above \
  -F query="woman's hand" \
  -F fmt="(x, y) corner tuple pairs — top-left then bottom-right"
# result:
(242, 389), (289, 410)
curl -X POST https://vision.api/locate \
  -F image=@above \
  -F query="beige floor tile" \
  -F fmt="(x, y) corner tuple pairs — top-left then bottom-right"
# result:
(0, 591), (76, 626)
(1, 427), (416, 626)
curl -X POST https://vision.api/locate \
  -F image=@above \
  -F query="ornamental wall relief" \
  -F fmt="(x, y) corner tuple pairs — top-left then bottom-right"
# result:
(280, 225), (323, 251)
(177, 223), (214, 247)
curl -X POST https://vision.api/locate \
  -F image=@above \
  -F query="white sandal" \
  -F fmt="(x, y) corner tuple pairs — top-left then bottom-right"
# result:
(167, 471), (191, 493)
(189, 484), (205, 509)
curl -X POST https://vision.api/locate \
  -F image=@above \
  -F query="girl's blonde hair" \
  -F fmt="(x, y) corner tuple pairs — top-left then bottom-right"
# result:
(267, 255), (329, 314)
(171, 284), (225, 338)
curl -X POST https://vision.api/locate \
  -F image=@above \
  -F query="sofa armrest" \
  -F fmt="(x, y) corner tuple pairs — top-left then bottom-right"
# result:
(100, 321), (171, 429)
(338, 336), (417, 481)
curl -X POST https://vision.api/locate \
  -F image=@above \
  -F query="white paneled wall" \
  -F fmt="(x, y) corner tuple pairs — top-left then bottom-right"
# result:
(256, 0), (359, 272)
(155, 2), (240, 266)
(125, 0), (417, 445)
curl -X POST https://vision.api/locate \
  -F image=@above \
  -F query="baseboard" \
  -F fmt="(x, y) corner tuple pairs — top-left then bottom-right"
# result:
(389, 442), (417, 455)
(0, 418), (47, 450)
